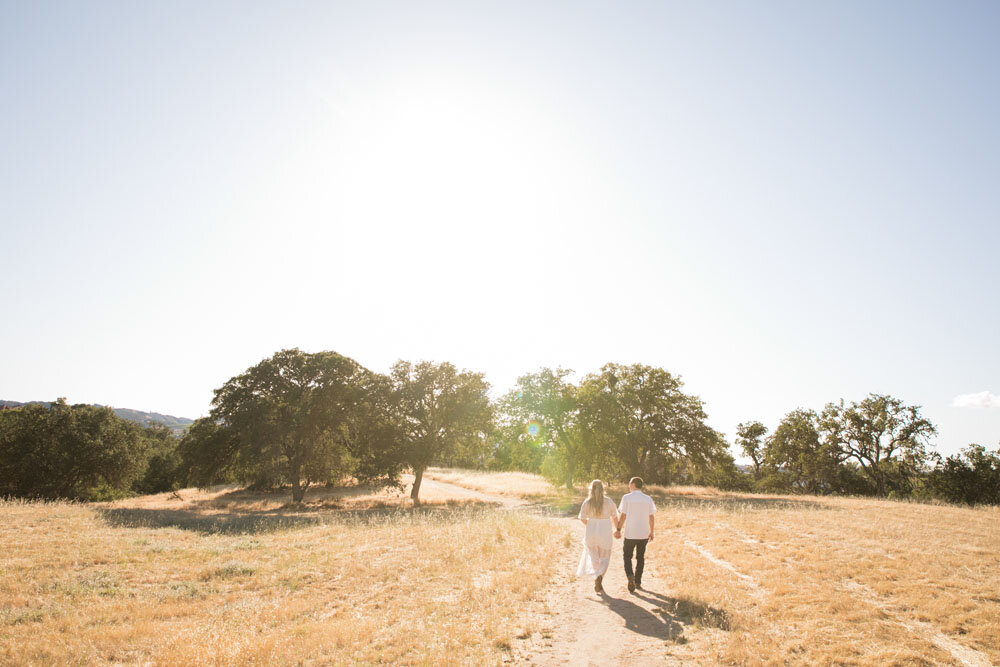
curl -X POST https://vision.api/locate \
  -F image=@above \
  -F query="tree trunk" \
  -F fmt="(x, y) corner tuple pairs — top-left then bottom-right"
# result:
(411, 466), (425, 504)
(630, 456), (643, 480)
(858, 460), (886, 497)
(874, 468), (887, 497)
(290, 455), (307, 503)
(565, 454), (575, 490)
(638, 448), (650, 479)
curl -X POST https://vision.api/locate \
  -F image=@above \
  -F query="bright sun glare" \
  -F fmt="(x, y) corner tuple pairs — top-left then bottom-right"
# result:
(262, 71), (618, 316)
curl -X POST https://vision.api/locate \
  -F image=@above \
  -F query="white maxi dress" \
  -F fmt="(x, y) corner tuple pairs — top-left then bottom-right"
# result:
(576, 497), (619, 578)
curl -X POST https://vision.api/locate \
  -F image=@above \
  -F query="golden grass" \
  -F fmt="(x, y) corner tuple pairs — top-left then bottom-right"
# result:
(640, 493), (1000, 665)
(0, 488), (570, 665)
(4, 470), (997, 665)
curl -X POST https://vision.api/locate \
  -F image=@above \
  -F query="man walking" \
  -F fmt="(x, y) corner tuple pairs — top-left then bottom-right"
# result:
(615, 477), (656, 593)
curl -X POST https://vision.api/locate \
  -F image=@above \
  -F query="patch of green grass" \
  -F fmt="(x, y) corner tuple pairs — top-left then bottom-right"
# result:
(1, 608), (47, 626)
(200, 561), (256, 580)
(159, 581), (209, 600)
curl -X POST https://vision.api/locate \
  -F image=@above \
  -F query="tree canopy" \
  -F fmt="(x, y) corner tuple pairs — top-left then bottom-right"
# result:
(8, 350), (990, 507)
(764, 409), (841, 494)
(186, 348), (374, 502)
(820, 394), (936, 497)
(502, 368), (583, 489)
(580, 363), (723, 483)
(0, 399), (155, 500)
(736, 421), (767, 479)
(925, 444), (1000, 505)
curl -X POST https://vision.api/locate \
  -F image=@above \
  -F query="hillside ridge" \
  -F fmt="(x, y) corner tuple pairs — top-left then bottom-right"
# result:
(0, 399), (194, 434)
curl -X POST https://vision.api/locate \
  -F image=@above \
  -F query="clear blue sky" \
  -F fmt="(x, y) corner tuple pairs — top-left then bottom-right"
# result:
(2, 1), (998, 457)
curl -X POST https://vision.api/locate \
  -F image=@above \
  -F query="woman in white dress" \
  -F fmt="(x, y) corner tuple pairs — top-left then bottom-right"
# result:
(576, 479), (619, 593)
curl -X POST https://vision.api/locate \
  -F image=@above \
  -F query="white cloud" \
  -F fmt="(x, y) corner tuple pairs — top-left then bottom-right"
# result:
(952, 391), (1000, 409)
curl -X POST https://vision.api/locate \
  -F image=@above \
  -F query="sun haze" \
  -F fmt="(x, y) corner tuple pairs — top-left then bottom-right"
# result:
(2, 2), (998, 455)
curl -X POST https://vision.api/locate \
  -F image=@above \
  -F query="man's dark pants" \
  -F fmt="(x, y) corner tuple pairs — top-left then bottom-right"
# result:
(623, 538), (648, 586)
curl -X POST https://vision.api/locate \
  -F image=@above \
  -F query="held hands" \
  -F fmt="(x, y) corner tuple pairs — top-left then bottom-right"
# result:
(614, 530), (621, 539)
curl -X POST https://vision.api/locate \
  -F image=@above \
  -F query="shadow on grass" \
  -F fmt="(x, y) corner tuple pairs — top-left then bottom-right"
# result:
(96, 507), (323, 534)
(520, 498), (583, 518)
(185, 483), (407, 513)
(96, 500), (503, 535)
(634, 589), (731, 630)
(597, 588), (730, 643)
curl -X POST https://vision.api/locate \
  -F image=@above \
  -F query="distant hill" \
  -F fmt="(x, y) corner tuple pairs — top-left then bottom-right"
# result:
(0, 400), (194, 435)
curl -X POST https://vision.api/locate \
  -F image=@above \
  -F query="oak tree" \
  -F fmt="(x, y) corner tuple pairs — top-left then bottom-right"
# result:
(389, 360), (493, 503)
(579, 363), (722, 483)
(764, 409), (841, 494)
(502, 368), (583, 489)
(820, 394), (935, 497)
(735, 421), (768, 479)
(204, 349), (371, 502)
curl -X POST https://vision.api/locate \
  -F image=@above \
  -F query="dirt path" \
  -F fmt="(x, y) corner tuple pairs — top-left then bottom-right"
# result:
(412, 478), (712, 664)
(512, 517), (712, 666)
(513, 519), (728, 665)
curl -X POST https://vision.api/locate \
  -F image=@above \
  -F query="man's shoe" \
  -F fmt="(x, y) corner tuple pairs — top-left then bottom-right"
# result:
(627, 575), (635, 593)
(594, 575), (603, 593)
(635, 581), (642, 590)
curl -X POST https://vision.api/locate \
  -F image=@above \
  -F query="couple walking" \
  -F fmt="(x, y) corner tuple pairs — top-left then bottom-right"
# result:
(577, 477), (656, 594)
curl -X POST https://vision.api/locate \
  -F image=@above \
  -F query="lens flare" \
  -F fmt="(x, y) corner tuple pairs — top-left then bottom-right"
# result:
(525, 420), (541, 437)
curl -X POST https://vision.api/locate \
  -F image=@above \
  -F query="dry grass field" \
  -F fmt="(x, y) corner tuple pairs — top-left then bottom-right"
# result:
(639, 491), (999, 665)
(0, 481), (569, 665)
(2, 470), (998, 665)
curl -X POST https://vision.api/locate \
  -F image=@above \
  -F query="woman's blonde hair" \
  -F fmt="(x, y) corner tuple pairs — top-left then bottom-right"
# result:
(585, 479), (605, 518)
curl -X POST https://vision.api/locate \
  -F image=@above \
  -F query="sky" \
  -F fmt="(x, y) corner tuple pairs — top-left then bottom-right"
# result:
(2, 1), (998, 458)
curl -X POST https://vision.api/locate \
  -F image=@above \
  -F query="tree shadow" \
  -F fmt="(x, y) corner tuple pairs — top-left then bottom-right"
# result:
(96, 507), (322, 535)
(182, 483), (406, 513)
(596, 588), (730, 644)
(520, 500), (582, 518)
(95, 500), (500, 535)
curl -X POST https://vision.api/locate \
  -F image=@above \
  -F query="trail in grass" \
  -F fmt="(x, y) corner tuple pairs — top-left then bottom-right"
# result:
(681, 539), (766, 600)
(840, 580), (993, 667)
(413, 477), (714, 664)
(512, 519), (711, 666)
